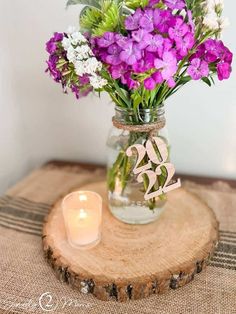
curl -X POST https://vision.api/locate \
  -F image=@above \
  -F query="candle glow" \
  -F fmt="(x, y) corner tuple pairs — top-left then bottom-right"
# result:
(62, 191), (102, 249)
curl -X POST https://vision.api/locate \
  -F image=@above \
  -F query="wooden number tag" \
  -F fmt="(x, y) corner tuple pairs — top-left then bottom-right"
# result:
(126, 137), (181, 201)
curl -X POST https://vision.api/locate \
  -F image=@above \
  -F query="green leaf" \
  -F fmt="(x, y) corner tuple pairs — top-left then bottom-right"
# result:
(201, 77), (212, 87)
(131, 92), (142, 110)
(93, 2), (120, 35)
(179, 75), (192, 84)
(209, 75), (215, 85)
(80, 6), (102, 29)
(112, 80), (131, 107)
(66, 0), (101, 9)
(125, 0), (148, 9)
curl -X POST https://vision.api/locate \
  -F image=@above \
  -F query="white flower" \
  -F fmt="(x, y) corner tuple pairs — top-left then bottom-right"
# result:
(205, 0), (224, 12)
(66, 46), (76, 63)
(74, 61), (85, 76)
(62, 37), (71, 50)
(62, 25), (106, 90)
(75, 45), (93, 60)
(83, 58), (102, 75)
(70, 31), (87, 45)
(203, 12), (219, 30)
(218, 16), (230, 30)
(89, 75), (107, 89)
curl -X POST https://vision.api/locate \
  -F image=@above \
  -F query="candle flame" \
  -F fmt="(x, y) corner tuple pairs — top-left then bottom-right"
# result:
(79, 209), (87, 220)
(79, 194), (87, 201)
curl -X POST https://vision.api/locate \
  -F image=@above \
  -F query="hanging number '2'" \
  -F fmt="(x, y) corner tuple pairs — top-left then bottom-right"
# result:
(126, 137), (181, 201)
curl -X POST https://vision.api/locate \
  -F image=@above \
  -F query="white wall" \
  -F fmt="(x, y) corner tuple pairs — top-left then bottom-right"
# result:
(0, 0), (235, 194)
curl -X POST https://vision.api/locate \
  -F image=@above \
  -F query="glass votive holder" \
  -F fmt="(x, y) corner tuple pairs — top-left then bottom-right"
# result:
(62, 191), (102, 249)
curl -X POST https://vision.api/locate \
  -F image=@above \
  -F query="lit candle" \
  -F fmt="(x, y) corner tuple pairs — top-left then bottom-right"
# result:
(62, 191), (102, 249)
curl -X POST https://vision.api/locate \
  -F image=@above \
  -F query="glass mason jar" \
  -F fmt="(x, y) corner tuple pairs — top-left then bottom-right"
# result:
(106, 104), (169, 225)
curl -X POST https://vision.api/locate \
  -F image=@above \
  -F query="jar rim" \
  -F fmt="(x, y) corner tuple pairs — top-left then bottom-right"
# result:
(115, 104), (164, 114)
(114, 104), (165, 125)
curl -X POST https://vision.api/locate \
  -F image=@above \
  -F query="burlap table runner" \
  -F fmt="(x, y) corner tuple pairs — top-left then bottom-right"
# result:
(0, 163), (235, 314)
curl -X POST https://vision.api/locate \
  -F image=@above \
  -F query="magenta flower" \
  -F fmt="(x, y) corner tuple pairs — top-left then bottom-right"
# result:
(106, 44), (122, 65)
(132, 52), (155, 73)
(79, 75), (90, 85)
(125, 8), (143, 30)
(175, 33), (195, 57)
(46, 55), (61, 82)
(46, 32), (63, 54)
(153, 9), (175, 33)
(204, 39), (220, 63)
(132, 29), (152, 49)
(109, 64), (128, 79)
(168, 18), (189, 41)
(115, 34), (129, 48)
(187, 10), (195, 32)
(217, 62), (232, 80)
(121, 72), (139, 89)
(164, 0), (186, 10)
(109, 64), (126, 79)
(149, 0), (160, 6)
(146, 34), (164, 54)
(167, 77), (176, 87)
(154, 51), (177, 80)
(187, 58), (209, 80)
(132, 60), (148, 73)
(120, 41), (142, 65)
(97, 32), (115, 47)
(139, 9), (154, 32)
(144, 77), (156, 90)
(152, 71), (164, 84)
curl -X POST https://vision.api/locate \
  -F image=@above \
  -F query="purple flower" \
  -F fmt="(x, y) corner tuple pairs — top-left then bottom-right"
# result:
(132, 29), (152, 49)
(149, 0), (160, 6)
(71, 85), (80, 99)
(204, 39), (219, 63)
(140, 9), (154, 32)
(120, 41), (142, 65)
(81, 87), (93, 97)
(46, 32), (63, 54)
(132, 60), (148, 73)
(195, 40), (233, 66)
(187, 58), (209, 80)
(167, 77), (176, 87)
(132, 52), (156, 72)
(106, 44), (122, 65)
(79, 75), (90, 85)
(217, 62), (232, 80)
(154, 51), (177, 80)
(144, 77), (156, 90)
(175, 32), (195, 57)
(187, 10), (195, 32)
(109, 64), (127, 79)
(153, 9), (175, 33)
(121, 72), (139, 89)
(46, 40), (57, 54)
(125, 8), (143, 30)
(152, 71), (164, 83)
(168, 18), (189, 41)
(115, 34), (129, 48)
(164, 0), (186, 10)
(146, 34), (164, 54)
(53, 32), (64, 42)
(190, 43), (205, 60)
(97, 32), (115, 47)
(46, 55), (61, 82)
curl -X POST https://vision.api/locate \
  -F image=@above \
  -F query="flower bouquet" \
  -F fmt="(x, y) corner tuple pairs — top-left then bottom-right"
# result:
(46, 0), (232, 224)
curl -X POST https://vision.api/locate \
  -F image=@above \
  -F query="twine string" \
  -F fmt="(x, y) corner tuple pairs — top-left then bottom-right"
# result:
(112, 117), (166, 138)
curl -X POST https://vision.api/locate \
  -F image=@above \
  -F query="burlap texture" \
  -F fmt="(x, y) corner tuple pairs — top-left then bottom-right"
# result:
(0, 164), (235, 314)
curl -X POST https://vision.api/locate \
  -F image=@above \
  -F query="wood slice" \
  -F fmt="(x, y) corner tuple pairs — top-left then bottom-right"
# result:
(42, 182), (219, 302)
